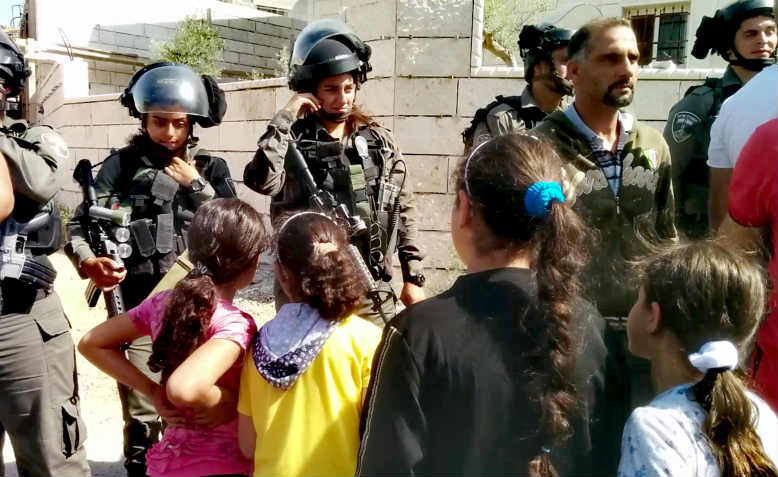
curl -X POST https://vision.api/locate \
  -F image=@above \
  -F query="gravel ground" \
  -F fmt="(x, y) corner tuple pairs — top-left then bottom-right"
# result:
(2, 252), (277, 477)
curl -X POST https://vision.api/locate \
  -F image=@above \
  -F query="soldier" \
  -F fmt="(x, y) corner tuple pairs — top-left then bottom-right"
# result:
(0, 31), (90, 476)
(462, 23), (573, 152)
(665, 0), (776, 238)
(65, 62), (234, 477)
(243, 19), (425, 323)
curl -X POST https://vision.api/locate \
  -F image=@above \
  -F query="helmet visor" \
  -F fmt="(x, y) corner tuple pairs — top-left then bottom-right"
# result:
(131, 65), (209, 117)
(290, 19), (361, 68)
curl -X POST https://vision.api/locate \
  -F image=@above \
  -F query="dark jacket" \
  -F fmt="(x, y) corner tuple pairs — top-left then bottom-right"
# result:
(356, 268), (609, 476)
(533, 111), (676, 317)
(664, 66), (743, 238)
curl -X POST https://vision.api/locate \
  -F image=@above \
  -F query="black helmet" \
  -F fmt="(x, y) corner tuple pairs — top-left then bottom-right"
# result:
(692, 0), (775, 70)
(120, 62), (226, 128)
(518, 23), (573, 93)
(518, 23), (573, 60)
(0, 30), (30, 97)
(288, 19), (372, 92)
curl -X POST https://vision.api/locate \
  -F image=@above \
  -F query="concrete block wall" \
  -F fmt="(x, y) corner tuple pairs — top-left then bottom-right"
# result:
(86, 17), (303, 80)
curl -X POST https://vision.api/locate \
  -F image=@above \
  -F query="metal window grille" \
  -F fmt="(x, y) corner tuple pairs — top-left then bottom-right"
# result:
(625, 3), (690, 65)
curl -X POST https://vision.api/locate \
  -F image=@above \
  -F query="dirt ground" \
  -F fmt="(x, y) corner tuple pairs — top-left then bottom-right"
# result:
(2, 252), (277, 477)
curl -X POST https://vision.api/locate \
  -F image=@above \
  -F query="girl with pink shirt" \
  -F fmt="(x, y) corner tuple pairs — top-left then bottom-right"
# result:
(79, 198), (268, 477)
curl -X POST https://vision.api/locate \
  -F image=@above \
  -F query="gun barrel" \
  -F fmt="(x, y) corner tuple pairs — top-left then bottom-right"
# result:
(285, 142), (319, 195)
(89, 205), (130, 226)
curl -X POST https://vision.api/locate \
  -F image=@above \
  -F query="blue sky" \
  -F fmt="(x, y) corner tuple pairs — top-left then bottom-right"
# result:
(0, 0), (23, 29)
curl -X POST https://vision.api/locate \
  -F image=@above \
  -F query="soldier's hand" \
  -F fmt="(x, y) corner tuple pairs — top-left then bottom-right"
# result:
(81, 257), (127, 291)
(400, 282), (425, 307)
(283, 93), (320, 118)
(164, 157), (200, 187)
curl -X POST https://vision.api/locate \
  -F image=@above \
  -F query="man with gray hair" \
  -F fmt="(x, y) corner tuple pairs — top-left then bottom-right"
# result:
(533, 16), (676, 473)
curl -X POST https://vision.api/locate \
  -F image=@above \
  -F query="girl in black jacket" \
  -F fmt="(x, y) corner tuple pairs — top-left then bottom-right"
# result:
(356, 134), (608, 476)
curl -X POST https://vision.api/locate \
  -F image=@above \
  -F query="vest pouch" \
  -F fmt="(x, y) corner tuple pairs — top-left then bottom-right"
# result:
(149, 171), (179, 209)
(129, 219), (156, 258)
(155, 213), (175, 254)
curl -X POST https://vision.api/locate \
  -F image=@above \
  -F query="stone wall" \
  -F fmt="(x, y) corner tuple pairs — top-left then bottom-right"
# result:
(38, 0), (724, 295)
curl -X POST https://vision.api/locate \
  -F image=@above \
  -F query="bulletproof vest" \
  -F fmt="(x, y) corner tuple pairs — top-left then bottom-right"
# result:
(463, 95), (548, 147)
(0, 121), (61, 289)
(110, 145), (193, 276)
(296, 126), (397, 279)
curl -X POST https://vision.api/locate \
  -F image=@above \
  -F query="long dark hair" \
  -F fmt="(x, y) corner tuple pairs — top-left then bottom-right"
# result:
(455, 134), (589, 476)
(275, 211), (366, 321)
(642, 241), (776, 477)
(147, 198), (268, 380)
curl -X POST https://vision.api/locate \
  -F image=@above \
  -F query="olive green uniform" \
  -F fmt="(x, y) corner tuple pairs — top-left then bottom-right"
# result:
(244, 110), (424, 325)
(0, 118), (90, 477)
(664, 66), (743, 238)
(464, 86), (571, 151)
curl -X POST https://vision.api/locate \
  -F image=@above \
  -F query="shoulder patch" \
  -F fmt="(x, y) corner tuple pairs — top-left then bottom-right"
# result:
(40, 131), (69, 161)
(670, 111), (701, 144)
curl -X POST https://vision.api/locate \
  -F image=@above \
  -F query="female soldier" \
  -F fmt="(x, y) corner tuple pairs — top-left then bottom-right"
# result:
(65, 62), (234, 477)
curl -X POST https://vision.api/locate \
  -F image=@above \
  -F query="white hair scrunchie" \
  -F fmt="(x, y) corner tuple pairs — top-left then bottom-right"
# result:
(687, 340), (739, 373)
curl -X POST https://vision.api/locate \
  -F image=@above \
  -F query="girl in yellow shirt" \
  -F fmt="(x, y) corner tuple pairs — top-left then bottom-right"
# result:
(238, 211), (381, 476)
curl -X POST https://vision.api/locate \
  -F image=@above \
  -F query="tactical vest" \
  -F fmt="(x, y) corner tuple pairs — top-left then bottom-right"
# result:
(462, 95), (548, 149)
(0, 121), (62, 290)
(107, 146), (197, 277)
(295, 126), (399, 280)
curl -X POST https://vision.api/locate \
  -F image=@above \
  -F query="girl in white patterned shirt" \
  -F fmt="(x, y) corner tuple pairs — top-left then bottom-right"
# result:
(619, 242), (777, 477)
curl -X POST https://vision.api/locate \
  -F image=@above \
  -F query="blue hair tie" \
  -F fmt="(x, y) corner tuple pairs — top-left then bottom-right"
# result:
(524, 181), (565, 218)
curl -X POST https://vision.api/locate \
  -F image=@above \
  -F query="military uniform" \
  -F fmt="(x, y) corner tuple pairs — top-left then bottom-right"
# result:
(0, 118), (90, 476)
(664, 66), (743, 238)
(464, 86), (570, 151)
(65, 136), (235, 474)
(244, 110), (424, 323)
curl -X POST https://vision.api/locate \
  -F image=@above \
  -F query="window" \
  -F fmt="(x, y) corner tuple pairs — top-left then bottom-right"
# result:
(625, 3), (690, 66)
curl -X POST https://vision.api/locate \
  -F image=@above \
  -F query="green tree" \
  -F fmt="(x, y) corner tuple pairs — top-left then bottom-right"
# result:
(155, 17), (225, 76)
(483, 0), (556, 66)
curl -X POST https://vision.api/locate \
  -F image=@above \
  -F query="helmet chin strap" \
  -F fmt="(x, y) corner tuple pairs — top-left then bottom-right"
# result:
(728, 48), (776, 71)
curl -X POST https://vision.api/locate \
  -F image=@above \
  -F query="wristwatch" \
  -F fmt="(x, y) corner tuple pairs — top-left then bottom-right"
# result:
(407, 273), (426, 288)
(189, 175), (207, 192)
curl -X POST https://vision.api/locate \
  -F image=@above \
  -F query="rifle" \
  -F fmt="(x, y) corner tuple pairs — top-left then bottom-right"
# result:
(285, 142), (391, 324)
(73, 159), (132, 317)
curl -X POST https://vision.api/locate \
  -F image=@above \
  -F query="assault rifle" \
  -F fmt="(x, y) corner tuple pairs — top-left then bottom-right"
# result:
(73, 159), (132, 317)
(285, 142), (391, 324)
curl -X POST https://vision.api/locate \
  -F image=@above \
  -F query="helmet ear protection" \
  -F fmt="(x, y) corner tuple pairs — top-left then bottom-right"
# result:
(120, 62), (227, 128)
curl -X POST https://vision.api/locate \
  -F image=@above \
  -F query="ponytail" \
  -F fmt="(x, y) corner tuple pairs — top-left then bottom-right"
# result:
(642, 242), (776, 477)
(148, 273), (216, 381)
(147, 198), (268, 381)
(526, 199), (588, 476)
(692, 369), (777, 477)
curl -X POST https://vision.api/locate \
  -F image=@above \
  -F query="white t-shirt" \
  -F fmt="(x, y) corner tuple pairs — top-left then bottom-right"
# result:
(707, 65), (778, 169)
(617, 383), (778, 477)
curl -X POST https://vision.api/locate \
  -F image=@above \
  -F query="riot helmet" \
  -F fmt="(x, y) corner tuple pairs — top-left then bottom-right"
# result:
(0, 30), (30, 98)
(288, 19), (372, 93)
(120, 62), (226, 128)
(692, 0), (776, 71)
(518, 23), (573, 95)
